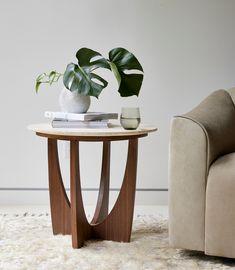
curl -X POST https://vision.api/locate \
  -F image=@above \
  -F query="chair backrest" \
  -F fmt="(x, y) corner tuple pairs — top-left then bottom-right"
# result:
(181, 89), (235, 166)
(228, 87), (235, 105)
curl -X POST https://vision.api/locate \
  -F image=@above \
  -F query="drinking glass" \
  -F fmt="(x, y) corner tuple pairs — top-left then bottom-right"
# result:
(120, 107), (141, 130)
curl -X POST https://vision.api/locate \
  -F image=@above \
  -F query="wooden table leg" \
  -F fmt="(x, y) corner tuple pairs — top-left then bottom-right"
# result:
(48, 138), (138, 248)
(47, 138), (71, 235)
(70, 140), (91, 248)
(91, 141), (111, 224)
(93, 138), (138, 242)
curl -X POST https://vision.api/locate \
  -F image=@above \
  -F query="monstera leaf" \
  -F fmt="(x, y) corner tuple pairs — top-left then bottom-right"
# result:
(63, 48), (110, 98)
(108, 48), (144, 97)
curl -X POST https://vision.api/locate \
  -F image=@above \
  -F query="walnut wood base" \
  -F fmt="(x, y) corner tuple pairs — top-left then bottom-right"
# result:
(47, 138), (138, 248)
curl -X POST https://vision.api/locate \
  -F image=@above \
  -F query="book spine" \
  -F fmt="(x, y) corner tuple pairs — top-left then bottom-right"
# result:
(51, 120), (108, 128)
(45, 111), (84, 121)
(45, 111), (118, 121)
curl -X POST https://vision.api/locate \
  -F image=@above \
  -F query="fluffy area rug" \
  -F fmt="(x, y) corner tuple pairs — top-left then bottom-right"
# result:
(0, 213), (235, 270)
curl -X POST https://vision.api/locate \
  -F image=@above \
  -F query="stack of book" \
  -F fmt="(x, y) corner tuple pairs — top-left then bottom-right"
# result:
(45, 111), (118, 128)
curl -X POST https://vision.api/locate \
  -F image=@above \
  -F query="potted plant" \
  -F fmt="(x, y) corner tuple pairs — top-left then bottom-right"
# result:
(36, 47), (144, 113)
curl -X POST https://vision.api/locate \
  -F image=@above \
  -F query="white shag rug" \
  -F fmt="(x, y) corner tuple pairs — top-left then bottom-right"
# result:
(0, 213), (235, 270)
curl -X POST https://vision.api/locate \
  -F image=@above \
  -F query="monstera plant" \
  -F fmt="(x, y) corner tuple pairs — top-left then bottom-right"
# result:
(36, 47), (144, 98)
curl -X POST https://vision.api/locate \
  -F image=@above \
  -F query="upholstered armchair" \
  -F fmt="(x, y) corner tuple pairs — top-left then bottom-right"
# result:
(169, 87), (235, 258)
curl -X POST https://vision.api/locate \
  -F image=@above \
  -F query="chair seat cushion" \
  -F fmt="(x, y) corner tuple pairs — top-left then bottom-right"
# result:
(205, 152), (235, 258)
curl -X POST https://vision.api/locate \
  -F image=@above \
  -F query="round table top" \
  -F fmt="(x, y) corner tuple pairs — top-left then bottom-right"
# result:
(28, 123), (157, 141)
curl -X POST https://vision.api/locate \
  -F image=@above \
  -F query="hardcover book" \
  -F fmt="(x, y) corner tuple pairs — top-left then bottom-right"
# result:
(51, 119), (109, 128)
(45, 111), (118, 121)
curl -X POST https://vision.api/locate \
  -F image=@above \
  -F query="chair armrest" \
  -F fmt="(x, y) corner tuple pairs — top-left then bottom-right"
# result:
(169, 117), (207, 251)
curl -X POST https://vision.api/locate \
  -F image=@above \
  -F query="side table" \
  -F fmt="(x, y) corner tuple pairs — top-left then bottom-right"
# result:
(28, 123), (157, 248)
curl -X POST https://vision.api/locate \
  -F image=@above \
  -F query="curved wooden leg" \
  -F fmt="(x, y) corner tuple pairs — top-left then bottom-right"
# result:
(70, 141), (91, 248)
(47, 139), (71, 235)
(48, 138), (138, 248)
(91, 141), (111, 225)
(93, 138), (138, 242)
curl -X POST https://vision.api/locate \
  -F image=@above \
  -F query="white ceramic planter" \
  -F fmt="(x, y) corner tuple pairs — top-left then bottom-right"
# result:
(59, 88), (91, 113)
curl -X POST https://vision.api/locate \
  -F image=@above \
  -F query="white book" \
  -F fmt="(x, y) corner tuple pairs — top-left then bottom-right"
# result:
(45, 111), (118, 121)
(51, 119), (108, 128)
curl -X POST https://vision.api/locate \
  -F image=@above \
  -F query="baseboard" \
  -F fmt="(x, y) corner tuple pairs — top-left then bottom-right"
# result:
(0, 189), (168, 205)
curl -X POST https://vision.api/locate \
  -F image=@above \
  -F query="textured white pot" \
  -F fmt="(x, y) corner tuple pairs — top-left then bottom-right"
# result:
(59, 88), (91, 113)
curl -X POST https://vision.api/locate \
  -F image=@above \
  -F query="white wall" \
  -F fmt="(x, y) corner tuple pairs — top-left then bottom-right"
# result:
(0, 0), (235, 205)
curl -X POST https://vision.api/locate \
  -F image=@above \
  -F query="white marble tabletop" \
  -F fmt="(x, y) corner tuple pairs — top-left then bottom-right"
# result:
(28, 123), (157, 138)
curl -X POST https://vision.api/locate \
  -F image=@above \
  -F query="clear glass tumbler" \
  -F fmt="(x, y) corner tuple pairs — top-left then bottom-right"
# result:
(120, 107), (141, 130)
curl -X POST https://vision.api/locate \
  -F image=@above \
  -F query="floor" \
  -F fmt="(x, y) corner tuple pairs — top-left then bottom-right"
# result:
(0, 205), (168, 219)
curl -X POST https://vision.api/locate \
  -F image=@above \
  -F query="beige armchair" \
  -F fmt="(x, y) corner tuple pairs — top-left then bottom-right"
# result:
(169, 87), (235, 258)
